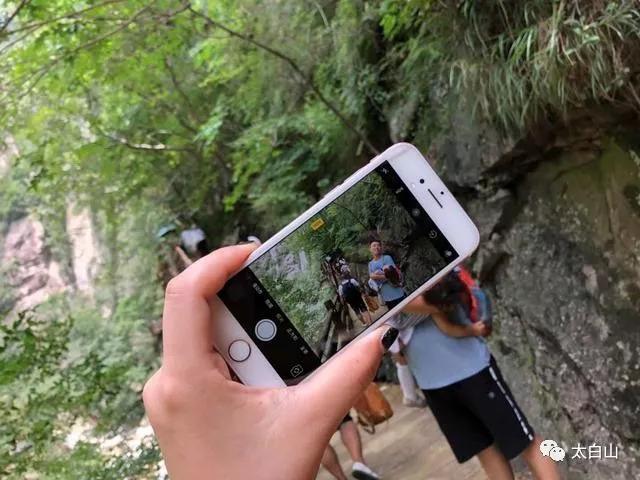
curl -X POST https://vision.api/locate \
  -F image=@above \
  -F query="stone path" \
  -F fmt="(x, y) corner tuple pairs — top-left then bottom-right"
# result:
(316, 384), (488, 480)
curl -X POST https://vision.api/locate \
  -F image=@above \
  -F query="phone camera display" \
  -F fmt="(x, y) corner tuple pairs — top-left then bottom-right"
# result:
(219, 160), (459, 384)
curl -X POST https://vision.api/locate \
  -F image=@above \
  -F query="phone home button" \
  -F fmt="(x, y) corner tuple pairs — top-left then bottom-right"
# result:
(228, 340), (251, 363)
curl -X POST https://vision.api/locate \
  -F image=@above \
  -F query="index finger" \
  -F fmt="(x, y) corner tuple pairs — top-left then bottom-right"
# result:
(161, 243), (256, 370)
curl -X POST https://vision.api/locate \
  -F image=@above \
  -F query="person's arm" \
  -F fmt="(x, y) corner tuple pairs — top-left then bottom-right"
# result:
(143, 244), (399, 480)
(403, 295), (488, 338)
(369, 262), (386, 281)
(370, 271), (386, 281)
(432, 312), (488, 338)
(403, 295), (439, 315)
(174, 245), (193, 268)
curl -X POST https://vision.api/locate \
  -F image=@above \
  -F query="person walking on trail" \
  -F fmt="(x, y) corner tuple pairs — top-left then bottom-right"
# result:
(368, 240), (425, 408)
(321, 414), (380, 480)
(401, 274), (560, 480)
(180, 225), (210, 259)
(338, 271), (373, 326)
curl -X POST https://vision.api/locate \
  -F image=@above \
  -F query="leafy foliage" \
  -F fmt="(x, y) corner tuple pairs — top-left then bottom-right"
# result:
(449, 1), (640, 132)
(0, 297), (159, 479)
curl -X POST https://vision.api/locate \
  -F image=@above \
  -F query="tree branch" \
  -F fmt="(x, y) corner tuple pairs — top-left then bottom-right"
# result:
(187, 6), (379, 156)
(0, 0), (30, 35)
(5, 1), (193, 103)
(122, 84), (199, 134)
(2, 0), (127, 36)
(103, 133), (191, 153)
(6, 5), (152, 103)
(0, 23), (41, 56)
(163, 56), (195, 111)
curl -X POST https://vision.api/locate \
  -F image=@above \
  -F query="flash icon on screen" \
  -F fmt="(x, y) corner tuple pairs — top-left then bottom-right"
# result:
(311, 218), (325, 230)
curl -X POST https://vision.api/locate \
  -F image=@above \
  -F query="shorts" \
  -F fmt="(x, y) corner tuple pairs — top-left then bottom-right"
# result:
(384, 296), (405, 311)
(423, 357), (535, 463)
(347, 296), (367, 313)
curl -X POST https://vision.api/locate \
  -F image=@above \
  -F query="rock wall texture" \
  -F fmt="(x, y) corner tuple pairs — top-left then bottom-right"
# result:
(0, 215), (67, 313)
(426, 112), (640, 479)
(0, 140), (98, 315)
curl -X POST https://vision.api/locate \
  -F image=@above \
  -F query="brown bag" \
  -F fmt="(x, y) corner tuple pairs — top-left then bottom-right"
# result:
(363, 294), (379, 312)
(354, 383), (393, 434)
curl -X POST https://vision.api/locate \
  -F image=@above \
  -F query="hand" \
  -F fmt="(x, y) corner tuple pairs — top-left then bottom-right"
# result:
(143, 244), (394, 480)
(468, 321), (491, 337)
(404, 295), (439, 315)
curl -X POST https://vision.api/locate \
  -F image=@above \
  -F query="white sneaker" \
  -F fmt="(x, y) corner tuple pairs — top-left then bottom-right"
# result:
(402, 395), (427, 408)
(351, 461), (380, 480)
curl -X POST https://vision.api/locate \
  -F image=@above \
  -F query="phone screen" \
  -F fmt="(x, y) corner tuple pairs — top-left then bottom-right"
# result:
(219, 161), (458, 384)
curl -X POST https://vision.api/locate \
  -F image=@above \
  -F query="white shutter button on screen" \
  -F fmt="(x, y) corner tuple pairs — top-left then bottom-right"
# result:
(255, 319), (277, 341)
(228, 340), (251, 362)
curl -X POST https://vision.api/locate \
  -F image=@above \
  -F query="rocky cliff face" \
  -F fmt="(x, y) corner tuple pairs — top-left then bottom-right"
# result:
(0, 139), (99, 316)
(0, 215), (68, 313)
(425, 112), (640, 479)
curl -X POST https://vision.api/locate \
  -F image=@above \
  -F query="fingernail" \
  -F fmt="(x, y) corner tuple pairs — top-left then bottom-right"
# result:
(381, 327), (399, 351)
(244, 236), (262, 246)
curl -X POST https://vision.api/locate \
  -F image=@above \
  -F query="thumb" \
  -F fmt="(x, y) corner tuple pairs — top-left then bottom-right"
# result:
(296, 327), (399, 426)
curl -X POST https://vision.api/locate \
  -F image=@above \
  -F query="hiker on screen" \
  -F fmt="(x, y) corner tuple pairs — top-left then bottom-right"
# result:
(338, 271), (372, 326)
(368, 240), (405, 309)
(368, 240), (425, 408)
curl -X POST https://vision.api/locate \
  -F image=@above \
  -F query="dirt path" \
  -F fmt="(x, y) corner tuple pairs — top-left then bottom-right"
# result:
(316, 384), (488, 480)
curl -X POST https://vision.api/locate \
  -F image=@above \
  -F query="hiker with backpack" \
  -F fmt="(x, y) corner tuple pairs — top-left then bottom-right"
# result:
(338, 271), (373, 326)
(401, 272), (560, 480)
(368, 240), (426, 408)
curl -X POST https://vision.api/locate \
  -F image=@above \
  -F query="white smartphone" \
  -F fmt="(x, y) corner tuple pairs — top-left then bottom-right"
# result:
(212, 143), (479, 387)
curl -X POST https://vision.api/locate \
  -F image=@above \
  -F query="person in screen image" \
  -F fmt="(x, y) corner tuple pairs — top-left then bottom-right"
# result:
(368, 240), (405, 310)
(321, 414), (381, 480)
(401, 273), (560, 480)
(368, 239), (425, 408)
(338, 271), (372, 326)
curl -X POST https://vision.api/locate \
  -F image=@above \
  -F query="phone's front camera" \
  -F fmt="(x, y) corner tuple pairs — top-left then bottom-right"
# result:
(440, 191), (444, 195)
(419, 178), (425, 184)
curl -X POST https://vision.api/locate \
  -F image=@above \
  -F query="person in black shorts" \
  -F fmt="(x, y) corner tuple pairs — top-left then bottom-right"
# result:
(402, 274), (561, 479)
(338, 272), (372, 326)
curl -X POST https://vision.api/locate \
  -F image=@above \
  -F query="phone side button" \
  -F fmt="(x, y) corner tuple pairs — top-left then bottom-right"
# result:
(228, 339), (251, 363)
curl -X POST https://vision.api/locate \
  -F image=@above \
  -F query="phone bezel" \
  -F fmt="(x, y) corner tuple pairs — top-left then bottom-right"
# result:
(210, 143), (480, 387)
